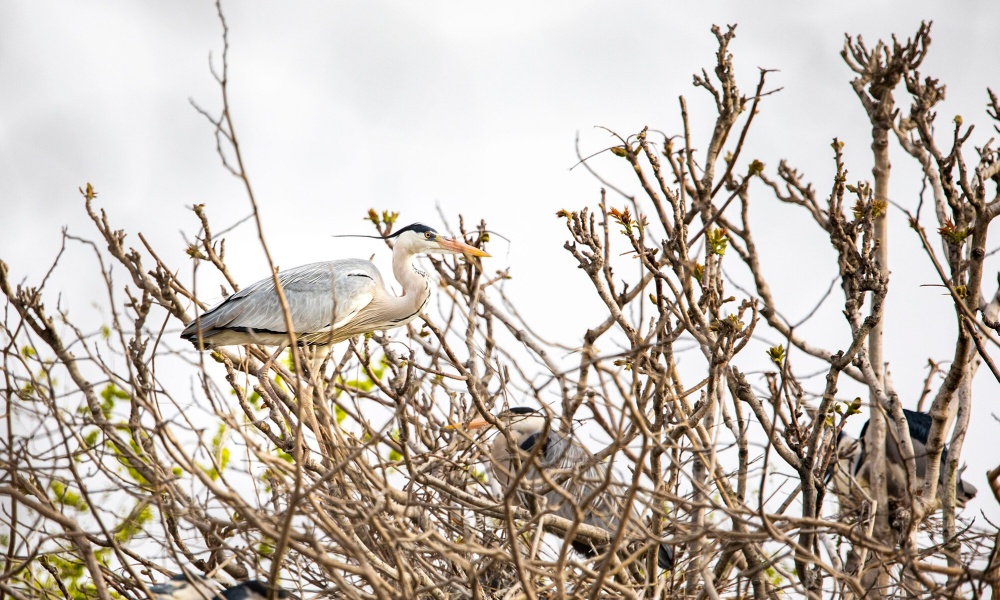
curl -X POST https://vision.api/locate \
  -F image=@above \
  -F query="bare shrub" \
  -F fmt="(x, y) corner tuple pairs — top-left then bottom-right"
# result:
(2, 10), (999, 600)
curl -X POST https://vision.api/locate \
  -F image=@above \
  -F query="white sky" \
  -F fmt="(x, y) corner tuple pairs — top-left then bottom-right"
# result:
(2, 1), (999, 523)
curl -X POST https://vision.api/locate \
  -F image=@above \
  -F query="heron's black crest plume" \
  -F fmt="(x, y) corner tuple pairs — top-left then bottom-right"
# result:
(333, 222), (437, 241)
(389, 222), (436, 237)
(508, 406), (541, 416)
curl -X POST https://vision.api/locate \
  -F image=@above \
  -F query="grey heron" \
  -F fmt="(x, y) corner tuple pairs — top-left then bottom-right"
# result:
(460, 406), (674, 571)
(151, 573), (293, 599)
(855, 408), (977, 508)
(829, 409), (977, 509)
(181, 223), (489, 349)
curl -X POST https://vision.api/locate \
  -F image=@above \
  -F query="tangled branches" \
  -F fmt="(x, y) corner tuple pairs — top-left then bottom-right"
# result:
(2, 16), (999, 600)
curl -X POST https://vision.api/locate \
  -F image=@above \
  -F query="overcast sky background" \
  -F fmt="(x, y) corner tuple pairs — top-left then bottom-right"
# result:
(2, 1), (999, 523)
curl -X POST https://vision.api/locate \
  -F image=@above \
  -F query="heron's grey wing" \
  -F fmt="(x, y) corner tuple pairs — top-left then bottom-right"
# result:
(540, 438), (624, 530)
(542, 438), (662, 562)
(899, 410), (978, 506)
(494, 431), (631, 530)
(185, 260), (382, 337)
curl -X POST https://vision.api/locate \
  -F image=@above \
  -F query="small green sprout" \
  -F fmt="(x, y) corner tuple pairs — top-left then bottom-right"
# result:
(938, 219), (970, 245)
(767, 345), (785, 366)
(707, 228), (728, 256)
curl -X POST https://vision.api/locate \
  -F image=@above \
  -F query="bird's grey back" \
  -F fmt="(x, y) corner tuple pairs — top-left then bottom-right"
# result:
(503, 431), (639, 533)
(182, 259), (384, 346)
(150, 573), (224, 599)
(491, 424), (674, 569)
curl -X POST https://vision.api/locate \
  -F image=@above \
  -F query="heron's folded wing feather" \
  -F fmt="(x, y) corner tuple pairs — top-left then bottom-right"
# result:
(191, 260), (381, 335)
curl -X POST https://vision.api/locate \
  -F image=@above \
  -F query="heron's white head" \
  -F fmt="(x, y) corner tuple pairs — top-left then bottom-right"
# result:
(389, 223), (490, 258)
(448, 407), (550, 490)
(457, 406), (550, 446)
(497, 407), (550, 437)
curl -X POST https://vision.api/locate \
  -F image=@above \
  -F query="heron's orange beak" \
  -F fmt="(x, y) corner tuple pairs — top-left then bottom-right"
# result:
(445, 417), (493, 430)
(436, 236), (491, 258)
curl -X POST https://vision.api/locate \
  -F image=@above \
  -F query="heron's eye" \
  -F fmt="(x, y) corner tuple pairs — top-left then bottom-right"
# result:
(424, 232), (433, 239)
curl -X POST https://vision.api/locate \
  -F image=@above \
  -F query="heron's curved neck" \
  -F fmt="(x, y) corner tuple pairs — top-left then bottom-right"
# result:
(388, 248), (431, 319)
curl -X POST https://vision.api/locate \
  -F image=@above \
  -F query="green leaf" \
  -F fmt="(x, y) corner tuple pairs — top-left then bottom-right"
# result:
(83, 430), (99, 449)
(114, 504), (153, 543)
(99, 384), (130, 418)
(106, 437), (151, 486)
(280, 349), (296, 372)
(50, 481), (88, 512)
(79, 182), (97, 201)
(766, 345), (785, 366)
(100, 383), (130, 402)
(707, 228), (729, 256)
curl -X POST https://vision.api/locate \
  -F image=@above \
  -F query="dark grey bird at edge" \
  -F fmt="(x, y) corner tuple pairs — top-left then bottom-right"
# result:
(828, 408), (977, 509)
(181, 223), (489, 349)
(855, 408), (977, 507)
(456, 406), (675, 571)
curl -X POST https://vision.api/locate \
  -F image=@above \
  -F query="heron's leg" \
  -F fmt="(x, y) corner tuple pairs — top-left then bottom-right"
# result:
(298, 347), (330, 383)
(304, 345), (332, 382)
(256, 344), (289, 383)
